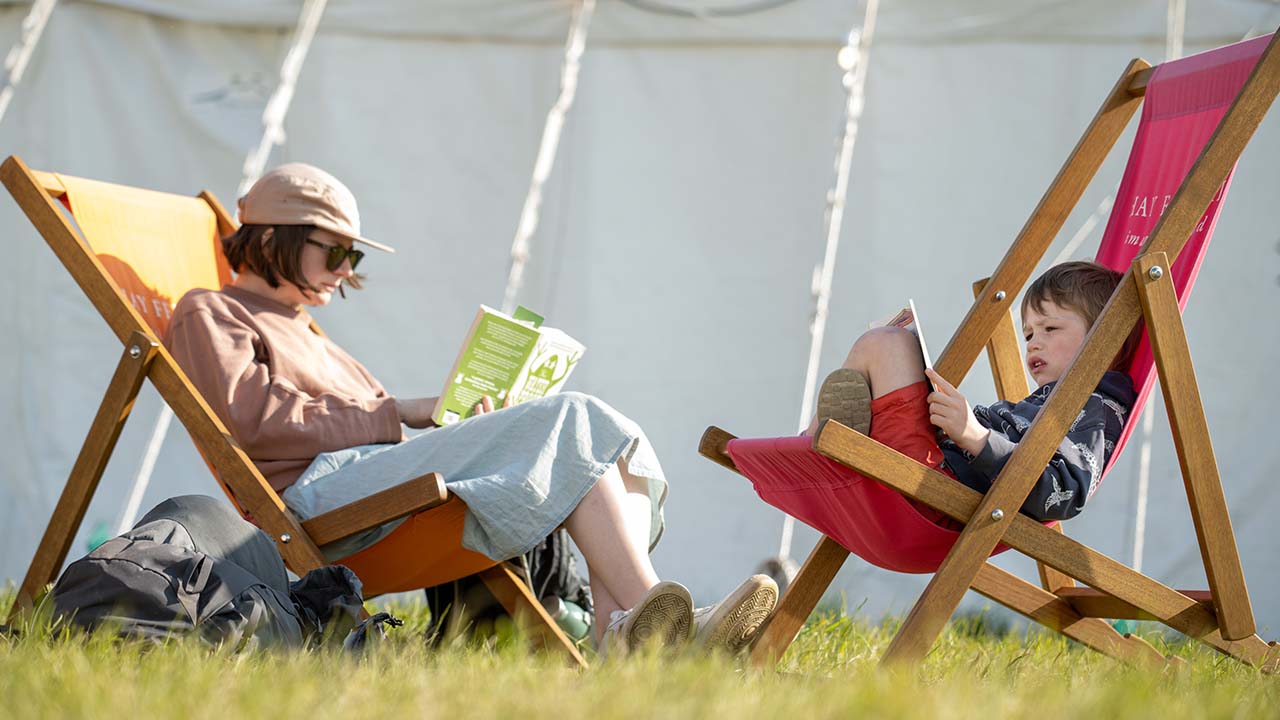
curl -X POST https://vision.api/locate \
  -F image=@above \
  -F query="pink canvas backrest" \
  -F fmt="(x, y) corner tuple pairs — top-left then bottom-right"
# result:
(1093, 34), (1272, 478)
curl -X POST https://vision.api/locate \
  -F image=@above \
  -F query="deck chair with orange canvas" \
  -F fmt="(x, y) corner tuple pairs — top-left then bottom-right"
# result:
(1, 160), (587, 667)
(700, 33), (1280, 672)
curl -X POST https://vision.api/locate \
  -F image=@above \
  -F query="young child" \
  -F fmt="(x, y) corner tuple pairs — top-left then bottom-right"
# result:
(810, 261), (1138, 522)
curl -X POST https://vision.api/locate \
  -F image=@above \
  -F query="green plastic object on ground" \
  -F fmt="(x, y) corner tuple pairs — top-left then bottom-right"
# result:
(541, 596), (592, 643)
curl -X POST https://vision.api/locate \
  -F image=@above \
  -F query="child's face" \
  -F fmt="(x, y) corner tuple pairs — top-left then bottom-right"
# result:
(1022, 299), (1090, 386)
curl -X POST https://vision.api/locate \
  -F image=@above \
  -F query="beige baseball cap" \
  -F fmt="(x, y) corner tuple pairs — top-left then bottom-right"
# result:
(237, 163), (395, 253)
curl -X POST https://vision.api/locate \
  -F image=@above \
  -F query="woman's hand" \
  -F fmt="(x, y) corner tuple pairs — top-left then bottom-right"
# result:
(397, 394), (513, 428)
(924, 368), (989, 456)
(395, 397), (440, 429)
(471, 393), (514, 417)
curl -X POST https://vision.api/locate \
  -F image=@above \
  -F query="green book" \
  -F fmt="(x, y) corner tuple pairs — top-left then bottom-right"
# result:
(431, 305), (585, 426)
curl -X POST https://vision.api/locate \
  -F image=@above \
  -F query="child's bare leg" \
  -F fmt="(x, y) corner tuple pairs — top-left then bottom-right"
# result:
(805, 326), (927, 434)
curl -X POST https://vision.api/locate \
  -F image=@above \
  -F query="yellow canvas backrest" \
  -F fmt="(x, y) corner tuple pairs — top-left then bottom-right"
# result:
(2, 156), (341, 595)
(54, 173), (232, 337)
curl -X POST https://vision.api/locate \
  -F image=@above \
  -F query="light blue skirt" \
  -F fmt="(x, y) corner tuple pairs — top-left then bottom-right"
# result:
(280, 392), (667, 562)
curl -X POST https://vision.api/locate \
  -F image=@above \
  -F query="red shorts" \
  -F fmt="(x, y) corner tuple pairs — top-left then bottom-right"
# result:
(730, 380), (1014, 573)
(869, 381), (961, 529)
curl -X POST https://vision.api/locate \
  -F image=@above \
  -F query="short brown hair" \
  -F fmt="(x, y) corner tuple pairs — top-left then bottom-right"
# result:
(1021, 260), (1140, 371)
(222, 224), (364, 295)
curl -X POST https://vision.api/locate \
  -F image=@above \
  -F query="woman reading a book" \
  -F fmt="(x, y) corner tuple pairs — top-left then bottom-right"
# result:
(164, 163), (776, 656)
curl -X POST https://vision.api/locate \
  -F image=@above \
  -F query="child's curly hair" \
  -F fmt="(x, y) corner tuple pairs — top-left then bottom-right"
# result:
(1021, 260), (1141, 372)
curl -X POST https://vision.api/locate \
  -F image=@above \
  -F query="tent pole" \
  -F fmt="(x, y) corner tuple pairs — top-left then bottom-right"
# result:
(237, 0), (330, 196)
(764, 0), (881, 588)
(501, 0), (596, 315)
(113, 0), (330, 534)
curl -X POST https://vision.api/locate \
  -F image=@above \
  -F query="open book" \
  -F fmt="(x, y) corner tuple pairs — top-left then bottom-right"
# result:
(869, 298), (935, 387)
(432, 305), (585, 426)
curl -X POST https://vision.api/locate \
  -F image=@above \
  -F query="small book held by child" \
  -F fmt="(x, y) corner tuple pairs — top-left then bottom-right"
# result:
(431, 305), (585, 426)
(869, 298), (935, 389)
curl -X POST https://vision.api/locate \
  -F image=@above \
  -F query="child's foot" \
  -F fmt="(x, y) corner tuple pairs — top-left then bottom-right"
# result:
(816, 368), (872, 434)
(600, 580), (693, 658)
(692, 574), (779, 655)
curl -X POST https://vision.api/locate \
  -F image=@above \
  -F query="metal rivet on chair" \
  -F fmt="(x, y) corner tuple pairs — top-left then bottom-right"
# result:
(129, 345), (142, 359)
(279, 533), (291, 543)
(990, 508), (1005, 522)
(1148, 266), (1163, 280)
(994, 290), (1006, 301)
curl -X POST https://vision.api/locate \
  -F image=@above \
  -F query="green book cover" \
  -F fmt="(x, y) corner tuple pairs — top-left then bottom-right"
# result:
(432, 305), (585, 426)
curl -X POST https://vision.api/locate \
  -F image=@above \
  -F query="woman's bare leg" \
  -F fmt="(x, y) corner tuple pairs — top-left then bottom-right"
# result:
(591, 584), (622, 641)
(616, 458), (653, 551)
(562, 462), (661, 639)
(805, 326), (928, 435)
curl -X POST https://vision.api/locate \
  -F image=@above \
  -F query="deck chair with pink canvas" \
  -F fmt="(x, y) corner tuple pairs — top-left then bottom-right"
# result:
(701, 33), (1280, 672)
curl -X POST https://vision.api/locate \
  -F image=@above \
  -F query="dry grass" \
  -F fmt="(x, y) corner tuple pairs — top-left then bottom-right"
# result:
(1, 591), (1275, 720)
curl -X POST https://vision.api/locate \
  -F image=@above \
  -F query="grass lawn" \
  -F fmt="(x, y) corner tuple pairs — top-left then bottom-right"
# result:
(2, 592), (1276, 719)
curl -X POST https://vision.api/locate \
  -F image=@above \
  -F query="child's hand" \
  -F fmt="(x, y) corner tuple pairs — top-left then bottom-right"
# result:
(925, 368), (990, 456)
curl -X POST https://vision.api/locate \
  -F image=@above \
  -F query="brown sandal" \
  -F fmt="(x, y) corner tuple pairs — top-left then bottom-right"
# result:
(815, 368), (872, 435)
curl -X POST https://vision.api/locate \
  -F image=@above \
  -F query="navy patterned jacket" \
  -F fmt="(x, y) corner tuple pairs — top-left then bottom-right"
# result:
(939, 371), (1137, 521)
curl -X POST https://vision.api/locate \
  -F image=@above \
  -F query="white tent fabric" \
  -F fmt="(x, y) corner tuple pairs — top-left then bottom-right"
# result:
(4, 0), (1270, 43)
(0, 0), (58, 123)
(1, 0), (1277, 632)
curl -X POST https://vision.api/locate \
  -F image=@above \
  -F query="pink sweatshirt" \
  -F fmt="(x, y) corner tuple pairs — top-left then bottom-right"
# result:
(165, 285), (404, 492)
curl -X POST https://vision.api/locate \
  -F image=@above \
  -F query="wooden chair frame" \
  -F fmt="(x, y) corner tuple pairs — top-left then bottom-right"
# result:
(701, 34), (1280, 672)
(1, 157), (586, 667)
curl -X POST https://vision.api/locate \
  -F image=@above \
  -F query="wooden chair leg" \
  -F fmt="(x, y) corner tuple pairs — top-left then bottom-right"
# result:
(971, 563), (1167, 668)
(478, 563), (588, 668)
(813, 421), (1278, 668)
(7, 334), (157, 622)
(971, 277), (1032, 403)
(748, 535), (850, 667)
(1133, 253), (1255, 641)
(1036, 525), (1076, 594)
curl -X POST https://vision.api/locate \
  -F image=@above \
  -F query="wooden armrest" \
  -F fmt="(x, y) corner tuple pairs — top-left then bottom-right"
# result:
(812, 419), (988, 524)
(699, 426), (740, 473)
(299, 472), (448, 547)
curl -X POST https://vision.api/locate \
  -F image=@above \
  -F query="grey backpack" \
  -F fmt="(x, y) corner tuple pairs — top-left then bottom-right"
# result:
(48, 532), (304, 650)
(45, 497), (367, 651)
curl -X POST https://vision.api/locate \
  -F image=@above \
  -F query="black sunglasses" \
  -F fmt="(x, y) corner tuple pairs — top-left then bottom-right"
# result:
(305, 238), (364, 272)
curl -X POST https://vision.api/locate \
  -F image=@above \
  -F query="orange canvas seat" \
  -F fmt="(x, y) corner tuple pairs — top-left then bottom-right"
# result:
(339, 498), (495, 594)
(2, 160), (584, 666)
